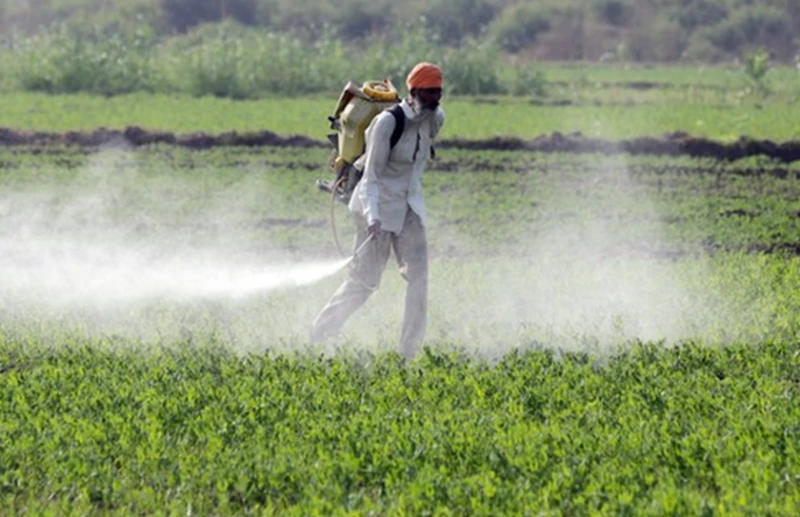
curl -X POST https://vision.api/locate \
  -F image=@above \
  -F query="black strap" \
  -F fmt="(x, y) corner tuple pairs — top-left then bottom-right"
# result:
(388, 104), (405, 149)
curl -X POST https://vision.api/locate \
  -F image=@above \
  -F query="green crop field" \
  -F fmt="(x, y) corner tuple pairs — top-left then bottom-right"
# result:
(3, 89), (800, 141)
(536, 62), (800, 90)
(2, 69), (800, 514)
(3, 143), (800, 514)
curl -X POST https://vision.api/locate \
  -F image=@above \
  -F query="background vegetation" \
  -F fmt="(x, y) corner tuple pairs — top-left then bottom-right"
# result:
(0, 0), (798, 98)
(2, 0), (799, 62)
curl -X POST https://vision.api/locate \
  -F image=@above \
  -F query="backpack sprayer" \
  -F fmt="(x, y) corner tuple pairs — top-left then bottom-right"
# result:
(316, 79), (401, 256)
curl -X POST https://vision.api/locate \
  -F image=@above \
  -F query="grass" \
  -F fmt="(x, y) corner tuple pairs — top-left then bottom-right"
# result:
(536, 62), (800, 89)
(2, 91), (800, 140)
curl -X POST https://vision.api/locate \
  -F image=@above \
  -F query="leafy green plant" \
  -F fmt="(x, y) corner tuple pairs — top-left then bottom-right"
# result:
(1, 138), (800, 513)
(592, 0), (632, 27)
(10, 21), (155, 95)
(2, 335), (800, 514)
(486, 3), (554, 53)
(743, 46), (771, 94)
(422, 0), (498, 45)
(161, 0), (258, 32)
(704, 5), (790, 58)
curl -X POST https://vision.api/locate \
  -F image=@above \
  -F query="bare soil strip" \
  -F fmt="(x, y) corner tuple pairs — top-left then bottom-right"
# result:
(2, 127), (800, 163)
(0, 127), (324, 150)
(440, 131), (800, 163)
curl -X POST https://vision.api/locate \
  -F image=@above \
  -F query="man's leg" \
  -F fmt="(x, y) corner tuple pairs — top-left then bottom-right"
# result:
(311, 217), (391, 343)
(394, 211), (428, 358)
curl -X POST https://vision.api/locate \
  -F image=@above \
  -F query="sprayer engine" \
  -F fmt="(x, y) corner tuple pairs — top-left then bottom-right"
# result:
(316, 79), (400, 204)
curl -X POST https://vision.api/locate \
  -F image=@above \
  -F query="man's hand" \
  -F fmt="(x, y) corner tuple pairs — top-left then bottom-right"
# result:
(367, 221), (382, 239)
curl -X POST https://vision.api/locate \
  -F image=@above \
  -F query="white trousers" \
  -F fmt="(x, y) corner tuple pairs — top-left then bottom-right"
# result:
(311, 209), (428, 358)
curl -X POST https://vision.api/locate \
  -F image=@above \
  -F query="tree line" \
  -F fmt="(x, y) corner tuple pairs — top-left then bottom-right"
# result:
(2, 0), (798, 63)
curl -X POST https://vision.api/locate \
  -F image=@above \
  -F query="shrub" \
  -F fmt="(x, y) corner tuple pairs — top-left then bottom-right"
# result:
(438, 39), (504, 95)
(487, 3), (555, 54)
(592, 0), (632, 27)
(152, 21), (341, 97)
(4, 19), (540, 98)
(423, 0), (498, 45)
(742, 46), (770, 94)
(269, 0), (335, 36)
(704, 6), (789, 56)
(667, 0), (728, 31)
(349, 25), (440, 91)
(10, 22), (154, 95)
(160, 0), (258, 32)
(329, 0), (391, 41)
(155, 26), (254, 98)
(624, 17), (688, 62)
(0, 44), (12, 92)
(652, 19), (689, 61)
(353, 26), (511, 96)
(506, 61), (547, 97)
(682, 34), (727, 62)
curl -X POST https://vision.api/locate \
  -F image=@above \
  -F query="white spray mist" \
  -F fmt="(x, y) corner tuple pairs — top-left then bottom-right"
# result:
(0, 145), (726, 354)
(0, 146), (348, 336)
(425, 154), (719, 355)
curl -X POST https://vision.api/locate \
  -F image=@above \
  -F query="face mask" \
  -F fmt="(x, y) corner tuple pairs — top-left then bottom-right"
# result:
(413, 88), (442, 111)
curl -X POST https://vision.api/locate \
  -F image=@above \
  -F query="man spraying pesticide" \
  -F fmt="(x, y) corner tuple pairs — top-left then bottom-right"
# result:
(312, 62), (446, 359)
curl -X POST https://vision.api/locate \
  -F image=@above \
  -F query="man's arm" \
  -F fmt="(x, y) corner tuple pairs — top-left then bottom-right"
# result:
(359, 112), (395, 233)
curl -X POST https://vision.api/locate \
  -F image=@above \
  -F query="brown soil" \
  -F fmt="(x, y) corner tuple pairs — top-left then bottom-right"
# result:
(747, 242), (800, 255)
(438, 132), (800, 163)
(2, 126), (800, 163)
(0, 126), (324, 150)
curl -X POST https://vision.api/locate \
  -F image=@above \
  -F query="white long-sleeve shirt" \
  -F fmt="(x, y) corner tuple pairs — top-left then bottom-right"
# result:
(349, 99), (445, 234)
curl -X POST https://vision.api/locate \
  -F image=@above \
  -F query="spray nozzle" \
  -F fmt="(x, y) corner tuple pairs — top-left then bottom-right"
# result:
(346, 233), (374, 267)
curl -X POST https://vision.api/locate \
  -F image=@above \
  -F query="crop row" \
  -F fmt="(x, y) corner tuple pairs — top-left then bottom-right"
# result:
(1, 145), (799, 514)
(2, 338), (800, 515)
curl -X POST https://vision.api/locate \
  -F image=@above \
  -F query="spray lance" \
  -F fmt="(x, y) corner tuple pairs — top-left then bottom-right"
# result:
(343, 233), (375, 268)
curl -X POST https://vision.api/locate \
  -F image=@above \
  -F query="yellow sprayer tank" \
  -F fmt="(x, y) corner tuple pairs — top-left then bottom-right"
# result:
(331, 80), (400, 165)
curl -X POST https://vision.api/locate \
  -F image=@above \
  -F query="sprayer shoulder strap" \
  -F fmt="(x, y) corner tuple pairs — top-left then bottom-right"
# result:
(388, 104), (405, 149)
